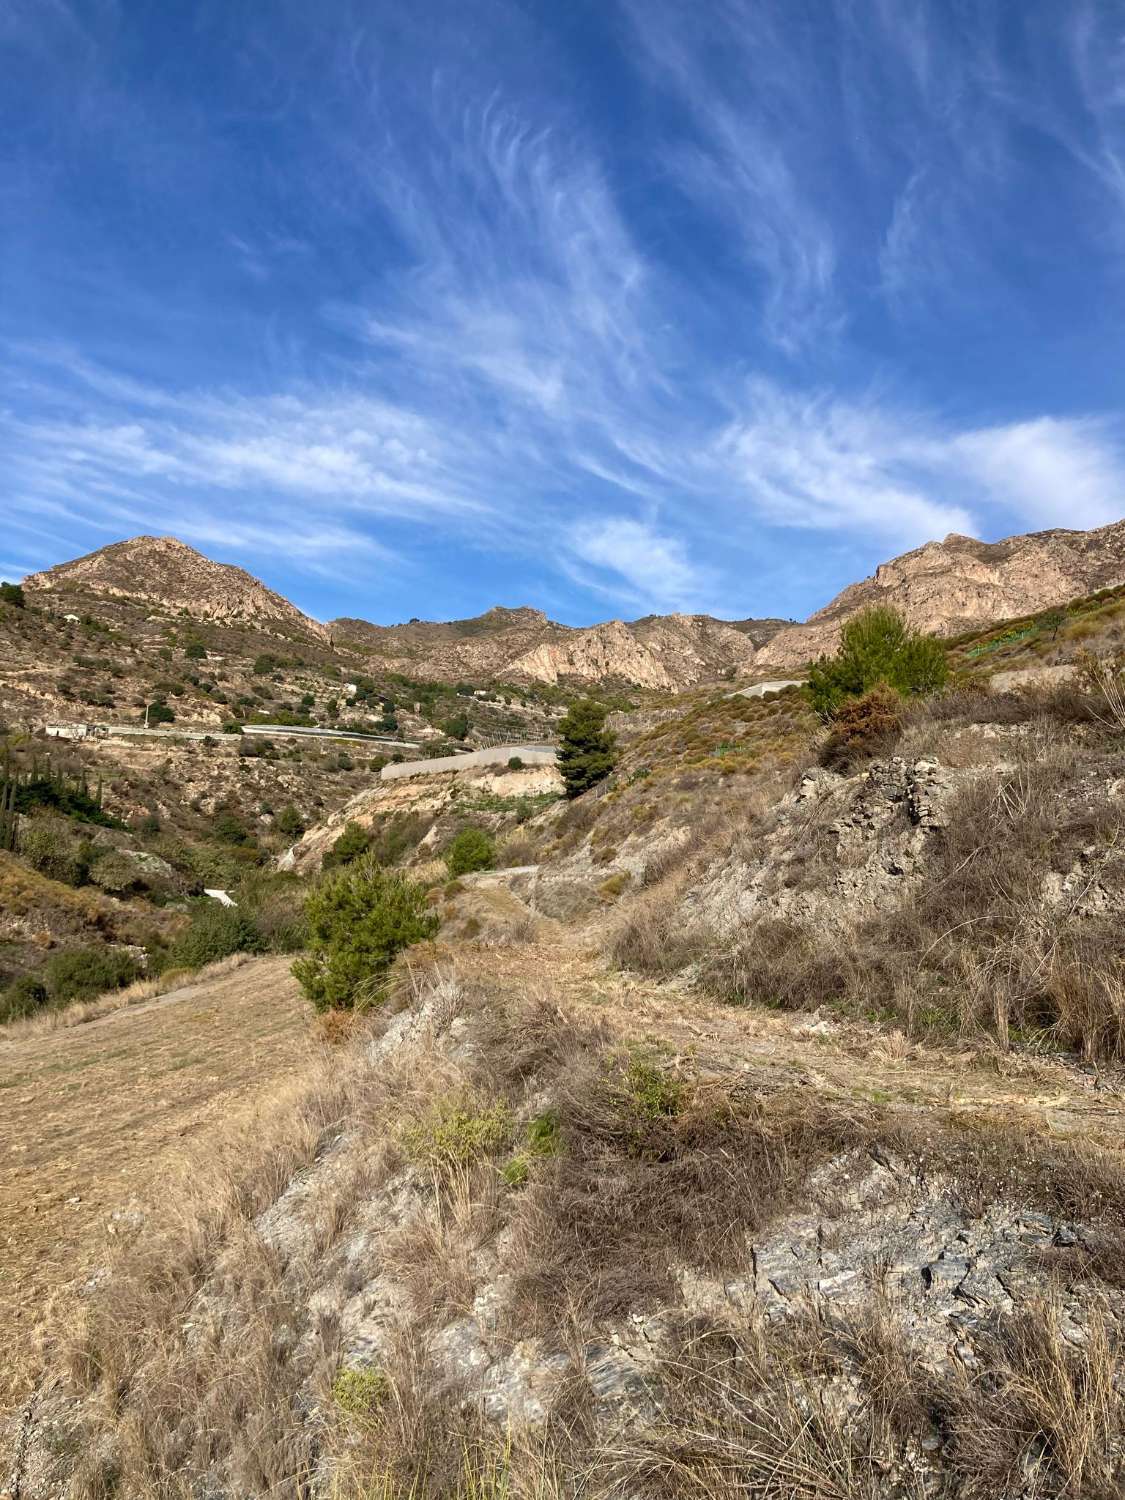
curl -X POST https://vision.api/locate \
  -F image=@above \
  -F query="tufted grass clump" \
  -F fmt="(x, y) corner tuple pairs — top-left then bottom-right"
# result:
(332, 1366), (390, 1418)
(403, 1098), (513, 1177)
(502, 1110), (561, 1188)
(621, 1052), (682, 1121)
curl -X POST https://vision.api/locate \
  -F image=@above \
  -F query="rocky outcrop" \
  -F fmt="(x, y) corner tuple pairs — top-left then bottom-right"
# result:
(691, 755), (965, 931)
(336, 607), (763, 690)
(24, 536), (327, 638)
(758, 518), (1125, 670)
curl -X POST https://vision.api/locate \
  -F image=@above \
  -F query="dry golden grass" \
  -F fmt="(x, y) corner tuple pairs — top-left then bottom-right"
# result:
(0, 952), (252, 1039)
(16, 949), (1125, 1500)
(604, 1298), (1123, 1500)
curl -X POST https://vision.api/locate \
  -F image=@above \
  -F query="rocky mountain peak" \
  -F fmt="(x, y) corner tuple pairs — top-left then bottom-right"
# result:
(23, 534), (327, 638)
(758, 517), (1125, 670)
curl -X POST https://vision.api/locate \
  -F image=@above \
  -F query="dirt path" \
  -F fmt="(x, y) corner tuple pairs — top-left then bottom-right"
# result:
(459, 938), (1125, 1149)
(0, 956), (312, 1404)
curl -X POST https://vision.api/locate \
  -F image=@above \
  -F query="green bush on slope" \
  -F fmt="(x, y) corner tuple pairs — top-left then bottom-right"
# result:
(807, 606), (948, 719)
(293, 857), (438, 1012)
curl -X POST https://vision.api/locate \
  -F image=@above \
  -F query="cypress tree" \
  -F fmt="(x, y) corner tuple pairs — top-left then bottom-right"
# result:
(556, 698), (617, 799)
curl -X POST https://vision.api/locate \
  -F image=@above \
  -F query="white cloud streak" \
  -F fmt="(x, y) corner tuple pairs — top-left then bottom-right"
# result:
(5, 1), (1125, 621)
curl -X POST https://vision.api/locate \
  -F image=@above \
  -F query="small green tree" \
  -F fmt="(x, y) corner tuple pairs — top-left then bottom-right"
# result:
(1038, 607), (1066, 641)
(557, 699), (617, 799)
(445, 826), (495, 876)
(276, 804), (305, 838)
(322, 820), (371, 869)
(293, 859), (438, 1011)
(1, 581), (25, 608)
(441, 713), (470, 741)
(805, 607), (948, 719)
(183, 640), (206, 659)
(146, 700), (175, 725)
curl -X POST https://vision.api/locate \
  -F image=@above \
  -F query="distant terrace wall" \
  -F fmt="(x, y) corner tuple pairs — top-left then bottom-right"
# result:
(381, 744), (558, 780)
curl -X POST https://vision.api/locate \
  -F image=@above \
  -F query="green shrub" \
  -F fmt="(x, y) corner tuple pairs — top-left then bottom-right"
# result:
(557, 699), (616, 798)
(0, 973), (49, 1022)
(322, 820), (371, 869)
(146, 700), (175, 725)
(441, 713), (470, 741)
(275, 804), (305, 838)
(183, 640), (206, 659)
(806, 607), (948, 719)
(211, 806), (253, 846)
(292, 859), (438, 1011)
(43, 946), (141, 1005)
(18, 819), (92, 886)
(507, 755), (524, 770)
(170, 901), (264, 969)
(621, 1053), (682, 1121)
(403, 1098), (513, 1172)
(0, 581), (25, 608)
(445, 826), (495, 877)
(89, 849), (146, 894)
(332, 1367), (390, 1417)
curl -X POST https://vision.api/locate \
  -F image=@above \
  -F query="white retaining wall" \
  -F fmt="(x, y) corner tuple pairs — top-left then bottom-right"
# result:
(381, 745), (558, 780)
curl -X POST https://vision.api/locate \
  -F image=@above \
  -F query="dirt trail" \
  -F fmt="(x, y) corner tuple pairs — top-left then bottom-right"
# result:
(0, 956), (311, 1404)
(460, 938), (1125, 1149)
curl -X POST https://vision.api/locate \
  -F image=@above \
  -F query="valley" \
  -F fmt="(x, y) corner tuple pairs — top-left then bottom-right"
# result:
(3, 523), (1125, 1498)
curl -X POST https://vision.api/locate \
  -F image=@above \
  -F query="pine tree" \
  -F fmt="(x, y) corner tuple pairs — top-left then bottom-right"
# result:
(806, 607), (948, 719)
(557, 698), (617, 799)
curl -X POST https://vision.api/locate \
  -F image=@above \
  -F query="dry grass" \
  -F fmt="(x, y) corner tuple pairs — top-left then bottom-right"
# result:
(18, 951), (1125, 1500)
(1, 952), (253, 1039)
(681, 719), (1125, 1060)
(606, 1298), (1123, 1500)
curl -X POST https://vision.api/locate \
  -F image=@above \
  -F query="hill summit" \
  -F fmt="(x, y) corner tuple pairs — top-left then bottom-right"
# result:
(23, 535), (327, 638)
(758, 518), (1125, 669)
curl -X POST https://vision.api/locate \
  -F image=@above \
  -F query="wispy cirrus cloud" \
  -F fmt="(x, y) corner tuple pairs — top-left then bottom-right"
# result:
(3, 0), (1125, 627)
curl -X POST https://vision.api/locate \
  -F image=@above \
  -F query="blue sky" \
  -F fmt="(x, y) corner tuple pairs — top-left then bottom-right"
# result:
(3, 0), (1125, 626)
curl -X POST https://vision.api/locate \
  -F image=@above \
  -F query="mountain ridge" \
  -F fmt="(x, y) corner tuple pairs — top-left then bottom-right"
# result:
(19, 518), (1125, 687)
(757, 517), (1125, 669)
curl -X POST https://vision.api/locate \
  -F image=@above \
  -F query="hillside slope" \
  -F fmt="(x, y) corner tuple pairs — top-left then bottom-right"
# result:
(23, 536), (328, 639)
(760, 518), (1125, 668)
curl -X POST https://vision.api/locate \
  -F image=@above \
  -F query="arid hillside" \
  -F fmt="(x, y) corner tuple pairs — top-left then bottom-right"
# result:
(760, 517), (1125, 668)
(24, 536), (329, 639)
(6, 585), (1125, 1497)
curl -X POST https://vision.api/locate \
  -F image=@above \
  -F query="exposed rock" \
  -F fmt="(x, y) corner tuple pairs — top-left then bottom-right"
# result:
(692, 756), (967, 929)
(758, 519), (1125, 670)
(333, 607), (763, 690)
(24, 536), (327, 638)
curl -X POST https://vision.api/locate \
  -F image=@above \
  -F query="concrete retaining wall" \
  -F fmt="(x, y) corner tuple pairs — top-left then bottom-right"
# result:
(381, 745), (557, 780)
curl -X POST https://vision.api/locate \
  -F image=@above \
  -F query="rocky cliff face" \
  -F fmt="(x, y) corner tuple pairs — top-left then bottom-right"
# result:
(758, 519), (1125, 669)
(23, 536), (327, 638)
(335, 606), (763, 689)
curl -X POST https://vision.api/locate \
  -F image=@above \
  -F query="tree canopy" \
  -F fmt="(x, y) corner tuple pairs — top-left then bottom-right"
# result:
(806, 606), (948, 719)
(557, 698), (617, 799)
